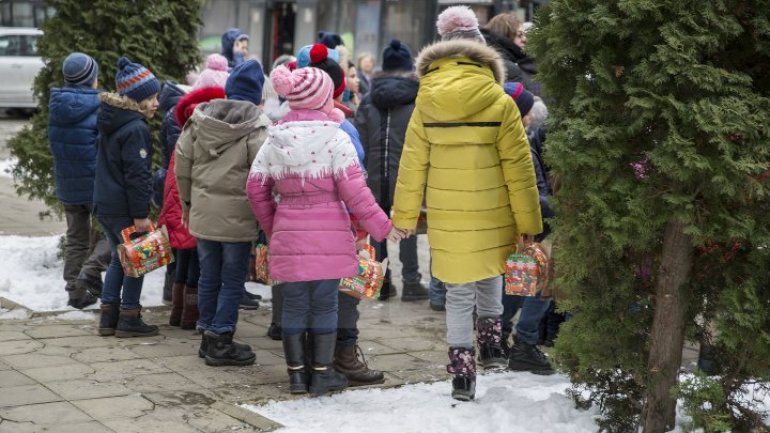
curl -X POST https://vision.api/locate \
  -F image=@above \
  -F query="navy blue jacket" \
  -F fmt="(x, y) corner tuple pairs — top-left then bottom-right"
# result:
(158, 82), (186, 169)
(529, 127), (553, 241)
(93, 94), (153, 219)
(221, 28), (245, 69)
(48, 87), (100, 205)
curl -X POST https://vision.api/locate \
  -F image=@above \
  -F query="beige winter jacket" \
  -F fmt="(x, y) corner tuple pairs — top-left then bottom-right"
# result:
(175, 99), (270, 242)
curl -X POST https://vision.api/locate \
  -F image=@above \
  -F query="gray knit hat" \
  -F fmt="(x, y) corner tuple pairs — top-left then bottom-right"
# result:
(62, 52), (99, 87)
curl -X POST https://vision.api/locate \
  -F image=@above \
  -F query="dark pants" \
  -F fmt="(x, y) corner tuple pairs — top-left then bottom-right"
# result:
(97, 215), (145, 309)
(337, 291), (360, 347)
(63, 204), (110, 295)
(175, 248), (200, 287)
(539, 301), (568, 341)
(279, 279), (339, 336)
(196, 239), (251, 335)
(501, 293), (553, 346)
(371, 202), (421, 283)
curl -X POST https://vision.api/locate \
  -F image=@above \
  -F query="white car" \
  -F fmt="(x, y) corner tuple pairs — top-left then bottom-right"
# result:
(0, 27), (44, 109)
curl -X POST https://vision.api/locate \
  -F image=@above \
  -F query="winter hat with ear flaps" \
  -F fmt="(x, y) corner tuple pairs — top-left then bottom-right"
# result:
(115, 56), (160, 103)
(436, 5), (486, 43)
(307, 44), (346, 99)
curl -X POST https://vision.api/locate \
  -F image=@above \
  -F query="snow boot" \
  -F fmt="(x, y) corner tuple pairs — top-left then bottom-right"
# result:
(447, 347), (476, 401)
(203, 330), (256, 366)
(180, 285), (199, 330)
(162, 266), (174, 305)
(401, 280), (429, 302)
(377, 279), (396, 301)
(267, 286), (283, 340)
(115, 307), (159, 338)
(477, 317), (507, 370)
(283, 332), (309, 394)
(68, 289), (98, 310)
(309, 333), (349, 396)
(168, 282), (185, 326)
(334, 344), (385, 386)
(508, 335), (555, 375)
(98, 303), (120, 336)
(198, 331), (252, 358)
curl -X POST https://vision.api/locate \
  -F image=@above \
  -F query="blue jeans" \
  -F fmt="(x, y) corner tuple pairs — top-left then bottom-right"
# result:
(502, 293), (553, 346)
(196, 239), (251, 335)
(97, 216), (145, 309)
(337, 291), (359, 347)
(279, 280), (339, 336)
(429, 277), (446, 306)
(175, 248), (199, 287)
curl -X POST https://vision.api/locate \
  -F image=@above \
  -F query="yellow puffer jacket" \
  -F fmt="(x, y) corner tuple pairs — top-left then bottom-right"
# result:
(392, 39), (542, 284)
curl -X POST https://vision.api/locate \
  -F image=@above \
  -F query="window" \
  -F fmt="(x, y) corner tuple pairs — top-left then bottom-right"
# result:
(0, 34), (39, 56)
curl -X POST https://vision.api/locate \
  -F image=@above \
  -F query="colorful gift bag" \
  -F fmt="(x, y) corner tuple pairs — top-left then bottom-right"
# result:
(254, 243), (276, 285)
(117, 224), (174, 278)
(504, 243), (550, 296)
(339, 244), (387, 300)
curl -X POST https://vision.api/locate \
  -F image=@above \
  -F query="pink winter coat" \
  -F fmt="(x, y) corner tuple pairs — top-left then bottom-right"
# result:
(246, 117), (392, 282)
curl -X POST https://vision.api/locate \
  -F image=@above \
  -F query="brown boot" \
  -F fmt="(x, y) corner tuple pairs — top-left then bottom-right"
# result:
(168, 283), (185, 326)
(333, 344), (385, 386)
(180, 285), (199, 330)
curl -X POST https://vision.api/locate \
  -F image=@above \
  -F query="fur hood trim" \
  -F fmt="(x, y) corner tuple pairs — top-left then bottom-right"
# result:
(415, 39), (505, 85)
(100, 92), (144, 113)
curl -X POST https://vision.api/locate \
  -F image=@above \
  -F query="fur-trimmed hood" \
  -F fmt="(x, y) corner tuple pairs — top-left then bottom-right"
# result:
(415, 39), (505, 85)
(97, 92), (147, 136)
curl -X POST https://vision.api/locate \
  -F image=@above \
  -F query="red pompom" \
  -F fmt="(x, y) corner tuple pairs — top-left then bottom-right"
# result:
(286, 60), (297, 71)
(309, 43), (328, 64)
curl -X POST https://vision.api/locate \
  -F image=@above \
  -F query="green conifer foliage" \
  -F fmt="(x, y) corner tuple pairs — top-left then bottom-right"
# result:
(8, 0), (202, 213)
(530, 1), (770, 431)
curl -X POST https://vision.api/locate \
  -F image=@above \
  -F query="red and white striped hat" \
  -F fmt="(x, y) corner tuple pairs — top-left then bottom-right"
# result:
(269, 65), (333, 111)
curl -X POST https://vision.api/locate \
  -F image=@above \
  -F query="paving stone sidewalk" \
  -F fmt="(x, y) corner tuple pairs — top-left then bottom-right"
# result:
(0, 299), (450, 433)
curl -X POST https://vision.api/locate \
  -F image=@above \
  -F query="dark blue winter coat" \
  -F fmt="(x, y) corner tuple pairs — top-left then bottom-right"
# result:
(529, 127), (553, 241)
(93, 93), (153, 219)
(48, 86), (100, 205)
(158, 82), (186, 169)
(221, 28), (245, 69)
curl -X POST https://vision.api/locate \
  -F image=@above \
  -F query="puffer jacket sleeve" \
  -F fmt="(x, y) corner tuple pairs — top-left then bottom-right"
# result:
(334, 135), (392, 242)
(158, 152), (196, 249)
(246, 147), (276, 239)
(353, 103), (371, 164)
(392, 109), (430, 230)
(496, 99), (543, 235)
(161, 110), (181, 169)
(174, 124), (194, 212)
(121, 124), (153, 219)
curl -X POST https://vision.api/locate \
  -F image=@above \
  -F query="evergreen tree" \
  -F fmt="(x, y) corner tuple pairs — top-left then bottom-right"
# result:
(530, 0), (770, 431)
(8, 0), (202, 213)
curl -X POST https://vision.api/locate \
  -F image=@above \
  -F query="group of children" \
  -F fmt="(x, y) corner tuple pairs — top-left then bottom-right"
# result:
(49, 5), (559, 401)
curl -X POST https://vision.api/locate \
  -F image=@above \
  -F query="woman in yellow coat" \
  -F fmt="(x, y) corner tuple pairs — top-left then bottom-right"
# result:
(392, 5), (542, 401)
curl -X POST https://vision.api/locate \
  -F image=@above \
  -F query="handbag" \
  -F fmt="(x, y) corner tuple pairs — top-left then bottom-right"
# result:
(504, 242), (550, 296)
(117, 223), (174, 278)
(339, 244), (388, 300)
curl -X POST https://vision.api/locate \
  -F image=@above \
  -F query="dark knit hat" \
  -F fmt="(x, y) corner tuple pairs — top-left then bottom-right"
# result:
(308, 44), (346, 99)
(63, 52), (99, 87)
(225, 59), (265, 105)
(115, 56), (160, 102)
(382, 39), (413, 72)
(504, 81), (535, 117)
(318, 31), (343, 49)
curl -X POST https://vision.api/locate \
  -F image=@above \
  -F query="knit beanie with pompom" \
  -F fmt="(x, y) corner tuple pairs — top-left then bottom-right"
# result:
(270, 65), (344, 123)
(115, 56), (160, 103)
(194, 53), (230, 89)
(307, 43), (346, 99)
(436, 6), (485, 43)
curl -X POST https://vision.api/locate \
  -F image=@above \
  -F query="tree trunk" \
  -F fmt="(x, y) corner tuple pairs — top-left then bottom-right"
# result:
(643, 220), (693, 433)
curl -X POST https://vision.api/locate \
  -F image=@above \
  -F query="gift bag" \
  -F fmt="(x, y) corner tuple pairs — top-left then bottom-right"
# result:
(254, 243), (276, 285)
(117, 223), (174, 278)
(339, 244), (388, 300)
(504, 242), (550, 296)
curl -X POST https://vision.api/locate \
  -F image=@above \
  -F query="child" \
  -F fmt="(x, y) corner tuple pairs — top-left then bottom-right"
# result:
(48, 52), (108, 309)
(175, 60), (268, 366)
(247, 65), (403, 396)
(94, 56), (161, 338)
(158, 86), (226, 329)
(391, 6), (542, 401)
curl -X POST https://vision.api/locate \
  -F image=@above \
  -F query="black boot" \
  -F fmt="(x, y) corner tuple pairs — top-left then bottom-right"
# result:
(68, 289), (98, 310)
(309, 333), (349, 396)
(203, 330), (256, 366)
(401, 280), (429, 301)
(377, 279), (396, 301)
(501, 331), (512, 358)
(283, 332), (309, 394)
(198, 333), (252, 358)
(98, 303), (120, 336)
(238, 290), (260, 310)
(508, 335), (555, 375)
(267, 286), (283, 340)
(115, 307), (159, 338)
(447, 347), (476, 401)
(162, 266), (174, 305)
(476, 317), (507, 370)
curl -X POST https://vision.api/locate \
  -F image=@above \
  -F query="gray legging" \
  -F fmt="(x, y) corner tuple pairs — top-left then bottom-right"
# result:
(445, 276), (503, 348)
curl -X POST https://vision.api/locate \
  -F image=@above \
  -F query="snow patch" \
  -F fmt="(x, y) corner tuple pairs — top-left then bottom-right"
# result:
(0, 308), (29, 320)
(0, 158), (16, 178)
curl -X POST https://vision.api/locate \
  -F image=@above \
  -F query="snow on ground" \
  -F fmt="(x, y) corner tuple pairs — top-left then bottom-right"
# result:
(0, 234), (165, 311)
(0, 157), (16, 178)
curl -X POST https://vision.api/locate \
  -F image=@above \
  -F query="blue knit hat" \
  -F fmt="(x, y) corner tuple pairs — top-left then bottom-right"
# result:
(225, 59), (264, 105)
(115, 56), (160, 103)
(382, 39), (413, 72)
(62, 52), (99, 87)
(295, 44), (340, 69)
(504, 81), (535, 117)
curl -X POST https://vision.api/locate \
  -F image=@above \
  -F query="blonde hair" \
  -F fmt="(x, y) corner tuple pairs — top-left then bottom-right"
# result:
(485, 12), (523, 42)
(335, 45), (351, 73)
(138, 94), (159, 119)
(356, 52), (375, 70)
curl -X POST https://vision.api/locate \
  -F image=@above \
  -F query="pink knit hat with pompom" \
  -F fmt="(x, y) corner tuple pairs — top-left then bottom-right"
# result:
(436, 6), (485, 43)
(193, 54), (230, 89)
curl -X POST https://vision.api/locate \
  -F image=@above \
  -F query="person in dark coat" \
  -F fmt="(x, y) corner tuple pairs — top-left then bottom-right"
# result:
(354, 39), (430, 302)
(94, 56), (161, 338)
(221, 28), (249, 69)
(48, 52), (111, 309)
(483, 13), (542, 97)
